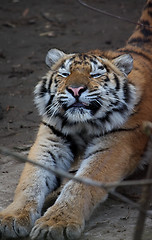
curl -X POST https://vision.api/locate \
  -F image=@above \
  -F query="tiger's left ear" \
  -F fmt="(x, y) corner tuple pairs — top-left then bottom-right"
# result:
(112, 54), (133, 75)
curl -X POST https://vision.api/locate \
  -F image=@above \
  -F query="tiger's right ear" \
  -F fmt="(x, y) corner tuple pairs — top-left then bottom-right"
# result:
(112, 54), (133, 75)
(45, 49), (66, 68)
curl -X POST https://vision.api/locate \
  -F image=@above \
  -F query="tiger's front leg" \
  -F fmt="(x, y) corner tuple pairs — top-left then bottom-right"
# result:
(0, 124), (73, 238)
(30, 128), (148, 240)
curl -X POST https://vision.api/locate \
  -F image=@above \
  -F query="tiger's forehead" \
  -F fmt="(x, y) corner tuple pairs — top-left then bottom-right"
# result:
(62, 53), (104, 72)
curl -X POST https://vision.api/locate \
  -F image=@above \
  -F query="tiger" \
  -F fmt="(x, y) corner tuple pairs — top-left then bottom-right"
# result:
(0, 0), (152, 239)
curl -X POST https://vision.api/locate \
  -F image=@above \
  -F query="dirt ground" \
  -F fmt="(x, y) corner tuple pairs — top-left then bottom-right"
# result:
(0, 0), (152, 239)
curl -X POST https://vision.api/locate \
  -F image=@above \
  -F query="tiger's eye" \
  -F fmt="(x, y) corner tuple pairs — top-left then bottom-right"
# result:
(90, 73), (102, 78)
(58, 72), (70, 78)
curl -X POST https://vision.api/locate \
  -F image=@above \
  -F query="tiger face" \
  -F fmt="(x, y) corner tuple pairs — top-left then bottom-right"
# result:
(35, 49), (137, 134)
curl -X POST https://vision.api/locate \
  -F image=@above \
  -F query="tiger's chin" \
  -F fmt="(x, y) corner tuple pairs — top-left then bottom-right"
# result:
(62, 100), (101, 123)
(65, 107), (92, 123)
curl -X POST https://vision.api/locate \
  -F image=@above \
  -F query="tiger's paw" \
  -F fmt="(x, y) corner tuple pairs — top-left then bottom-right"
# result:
(0, 202), (39, 239)
(30, 204), (85, 240)
(0, 211), (30, 239)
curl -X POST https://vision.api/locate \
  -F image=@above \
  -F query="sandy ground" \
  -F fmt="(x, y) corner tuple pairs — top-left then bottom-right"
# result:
(0, 0), (152, 239)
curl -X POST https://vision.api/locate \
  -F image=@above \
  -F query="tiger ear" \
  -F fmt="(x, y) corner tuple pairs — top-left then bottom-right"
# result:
(45, 48), (66, 68)
(112, 54), (133, 75)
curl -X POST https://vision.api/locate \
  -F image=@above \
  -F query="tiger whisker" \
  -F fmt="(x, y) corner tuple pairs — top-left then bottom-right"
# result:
(94, 99), (109, 112)
(43, 101), (60, 118)
(102, 95), (128, 107)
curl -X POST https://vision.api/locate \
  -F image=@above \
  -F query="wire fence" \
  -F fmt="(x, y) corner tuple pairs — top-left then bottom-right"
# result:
(0, 1), (151, 239)
(0, 139), (152, 240)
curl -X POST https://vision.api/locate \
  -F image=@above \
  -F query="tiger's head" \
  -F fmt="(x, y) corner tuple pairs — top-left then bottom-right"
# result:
(35, 49), (137, 133)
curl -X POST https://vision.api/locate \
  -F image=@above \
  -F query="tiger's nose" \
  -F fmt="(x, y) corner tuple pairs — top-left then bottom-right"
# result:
(67, 86), (87, 96)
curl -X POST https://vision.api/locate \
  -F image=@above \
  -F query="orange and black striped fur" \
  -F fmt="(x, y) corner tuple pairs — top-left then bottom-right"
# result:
(0, 1), (152, 239)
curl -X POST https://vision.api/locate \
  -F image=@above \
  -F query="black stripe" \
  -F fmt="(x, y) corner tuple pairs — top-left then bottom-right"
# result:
(140, 26), (152, 37)
(141, 28), (152, 37)
(85, 148), (109, 159)
(61, 63), (65, 69)
(108, 125), (140, 135)
(144, 1), (152, 9)
(102, 125), (140, 137)
(117, 49), (152, 62)
(140, 20), (150, 26)
(48, 150), (57, 165)
(98, 65), (105, 70)
(90, 58), (97, 65)
(55, 177), (62, 189)
(89, 101), (101, 115)
(99, 111), (111, 124)
(55, 113), (77, 127)
(41, 121), (76, 155)
(87, 119), (99, 129)
(69, 169), (77, 174)
(69, 56), (75, 62)
(45, 95), (55, 116)
(103, 64), (110, 73)
(83, 54), (88, 60)
(42, 121), (68, 139)
(99, 103), (129, 125)
(39, 78), (47, 98)
(90, 125), (140, 138)
(48, 73), (55, 93)
(128, 37), (151, 45)
(123, 81), (130, 103)
(148, 10), (152, 17)
(78, 53), (83, 58)
(73, 60), (82, 65)
(105, 76), (110, 82)
(112, 104), (128, 113)
(113, 74), (120, 90)
(61, 116), (75, 129)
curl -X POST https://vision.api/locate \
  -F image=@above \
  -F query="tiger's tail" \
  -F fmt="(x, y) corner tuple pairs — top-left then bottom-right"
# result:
(127, 0), (152, 50)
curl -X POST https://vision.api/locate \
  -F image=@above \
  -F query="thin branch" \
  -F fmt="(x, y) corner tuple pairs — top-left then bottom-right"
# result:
(0, 146), (152, 190)
(111, 191), (140, 209)
(0, 145), (152, 218)
(133, 141), (152, 240)
(77, 0), (152, 28)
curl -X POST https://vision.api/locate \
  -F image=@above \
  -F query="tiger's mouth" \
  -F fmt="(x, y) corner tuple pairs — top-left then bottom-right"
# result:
(68, 101), (89, 109)
(64, 100), (101, 115)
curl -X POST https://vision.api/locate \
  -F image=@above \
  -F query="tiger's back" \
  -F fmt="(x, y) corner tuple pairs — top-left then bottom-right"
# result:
(0, 1), (152, 240)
